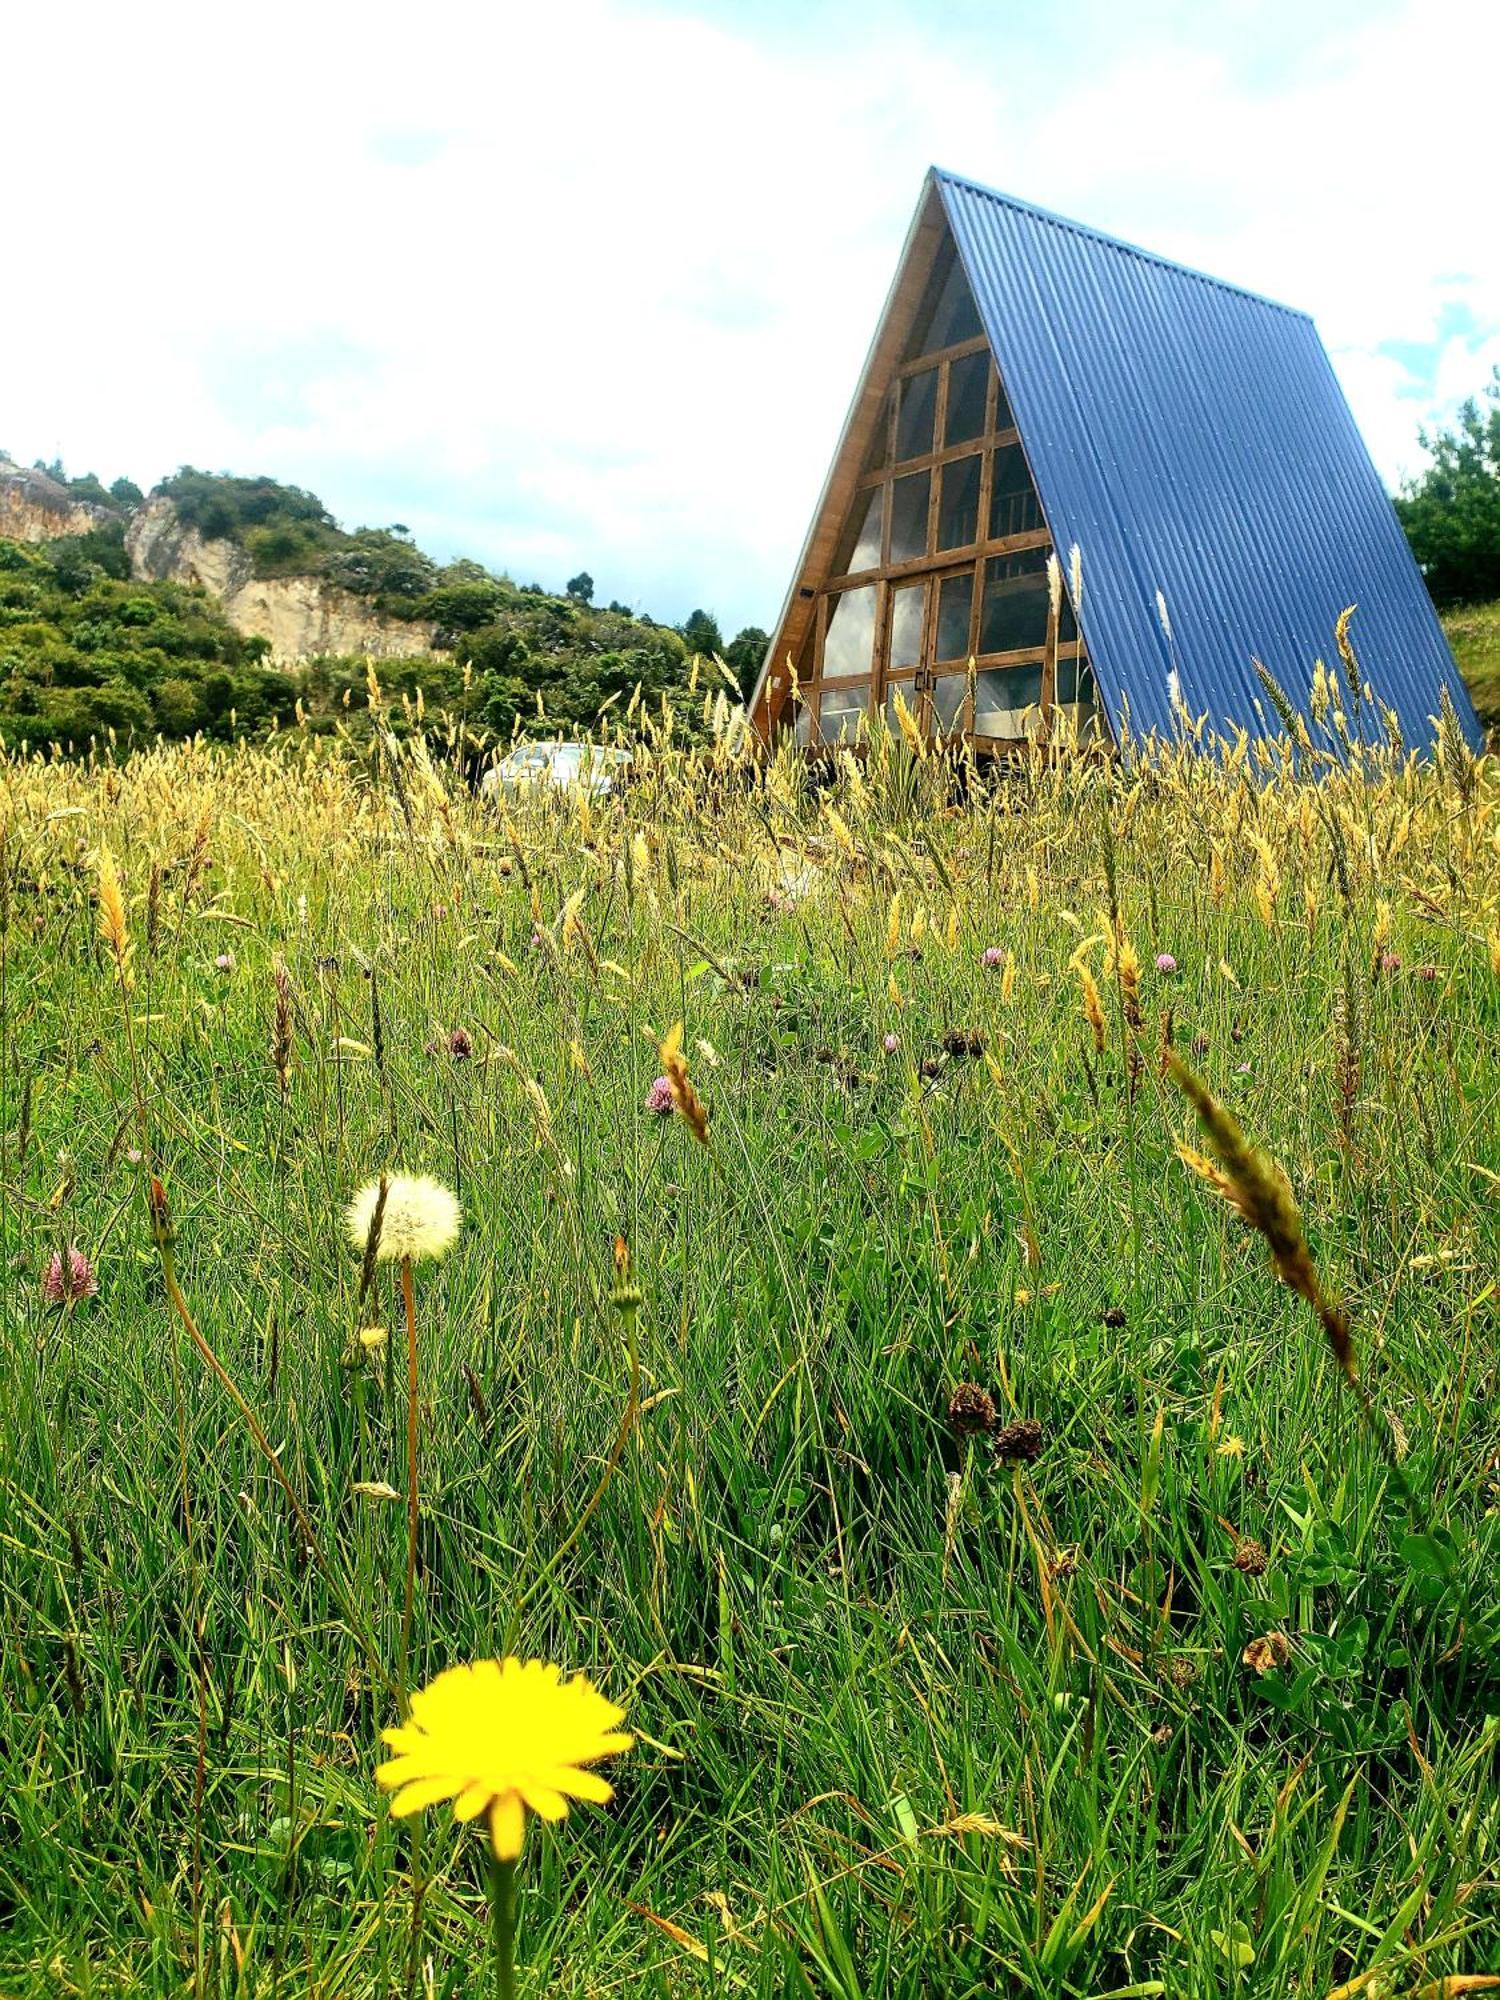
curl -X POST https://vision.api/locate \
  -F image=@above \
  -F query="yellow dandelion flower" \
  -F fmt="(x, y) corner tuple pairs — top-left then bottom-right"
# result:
(376, 1658), (632, 1860)
(346, 1175), (461, 1265)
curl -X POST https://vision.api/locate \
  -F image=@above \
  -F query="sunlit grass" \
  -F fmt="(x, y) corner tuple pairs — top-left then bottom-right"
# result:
(2, 708), (1497, 1996)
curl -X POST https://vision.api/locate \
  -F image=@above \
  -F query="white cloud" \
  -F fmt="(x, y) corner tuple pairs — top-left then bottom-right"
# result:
(2, 0), (1494, 631)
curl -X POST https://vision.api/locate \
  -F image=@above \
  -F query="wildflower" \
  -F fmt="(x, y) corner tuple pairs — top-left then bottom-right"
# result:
(345, 1174), (461, 1265)
(1242, 1632), (1291, 1675)
(214, 951), (235, 974)
(446, 1026), (473, 1060)
(993, 1418), (1045, 1463)
(1155, 953), (1178, 975)
(981, 946), (1005, 969)
(1377, 951), (1402, 977)
(645, 1075), (674, 1115)
(1232, 1537), (1269, 1577)
(883, 1032), (901, 1054)
(42, 1245), (99, 1305)
(376, 1657), (632, 1861)
(940, 1028), (984, 1058)
(946, 1383), (997, 1437)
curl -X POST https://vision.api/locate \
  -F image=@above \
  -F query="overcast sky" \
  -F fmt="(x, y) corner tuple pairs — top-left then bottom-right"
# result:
(5, 0), (1495, 634)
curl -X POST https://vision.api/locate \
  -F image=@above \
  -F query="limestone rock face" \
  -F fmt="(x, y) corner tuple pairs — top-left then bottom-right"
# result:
(126, 497), (442, 663)
(0, 457), (119, 541)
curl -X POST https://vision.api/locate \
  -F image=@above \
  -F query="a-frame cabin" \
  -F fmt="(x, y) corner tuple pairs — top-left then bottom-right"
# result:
(749, 169), (1483, 757)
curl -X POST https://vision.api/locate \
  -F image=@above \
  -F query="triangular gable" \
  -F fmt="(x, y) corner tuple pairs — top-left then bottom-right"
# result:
(754, 170), (1482, 755)
(752, 181), (1098, 751)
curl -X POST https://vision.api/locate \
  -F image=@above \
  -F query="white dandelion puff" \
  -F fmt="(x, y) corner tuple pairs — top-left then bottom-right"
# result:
(346, 1174), (461, 1265)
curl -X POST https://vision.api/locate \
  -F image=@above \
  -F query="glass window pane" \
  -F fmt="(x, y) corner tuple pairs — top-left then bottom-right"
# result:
(889, 471), (930, 564)
(937, 453), (982, 552)
(931, 673), (968, 733)
(833, 487), (883, 576)
(910, 253), (983, 356)
(989, 443), (1042, 540)
(935, 571), (973, 664)
(994, 379), (1015, 432)
(945, 351), (990, 446)
(822, 585), (878, 679)
(818, 684), (869, 742)
(884, 681), (921, 733)
(896, 368), (937, 461)
(974, 665), (1044, 738)
(979, 552), (1049, 655)
(888, 584), (925, 671)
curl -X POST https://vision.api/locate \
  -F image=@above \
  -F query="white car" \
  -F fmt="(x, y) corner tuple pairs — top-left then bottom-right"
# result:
(481, 741), (632, 800)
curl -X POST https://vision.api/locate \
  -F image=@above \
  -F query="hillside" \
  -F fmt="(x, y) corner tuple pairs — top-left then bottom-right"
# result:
(1, 453), (1492, 751)
(1443, 599), (1500, 734)
(0, 459), (766, 750)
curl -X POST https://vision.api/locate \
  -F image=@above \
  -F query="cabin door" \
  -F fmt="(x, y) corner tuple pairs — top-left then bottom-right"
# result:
(877, 578), (932, 742)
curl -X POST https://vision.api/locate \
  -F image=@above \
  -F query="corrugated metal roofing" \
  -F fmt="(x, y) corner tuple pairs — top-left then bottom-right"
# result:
(934, 169), (1483, 750)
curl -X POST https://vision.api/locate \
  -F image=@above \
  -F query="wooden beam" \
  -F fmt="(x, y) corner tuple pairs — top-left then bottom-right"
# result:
(751, 177), (951, 739)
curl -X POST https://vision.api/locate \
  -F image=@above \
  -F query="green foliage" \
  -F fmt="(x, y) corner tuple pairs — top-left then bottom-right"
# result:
(159, 466), (335, 548)
(0, 534), (295, 748)
(1441, 597), (1500, 735)
(0, 467), (754, 752)
(725, 622), (769, 698)
(1396, 369), (1500, 607)
(679, 605), (724, 658)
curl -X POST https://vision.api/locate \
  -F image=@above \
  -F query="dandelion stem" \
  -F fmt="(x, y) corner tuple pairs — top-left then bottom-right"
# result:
(489, 1853), (518, 2000)
(401, 1254), (420, 1705)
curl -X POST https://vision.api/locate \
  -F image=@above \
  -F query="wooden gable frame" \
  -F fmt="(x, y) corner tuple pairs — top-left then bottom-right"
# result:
(749, 174), (1098, 754)
(748, 178), (951, 740)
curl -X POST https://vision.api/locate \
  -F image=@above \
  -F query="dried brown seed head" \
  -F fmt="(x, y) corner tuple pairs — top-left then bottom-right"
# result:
(993, 1418), (1045, 1463)
(947, 1383), (997, 1437)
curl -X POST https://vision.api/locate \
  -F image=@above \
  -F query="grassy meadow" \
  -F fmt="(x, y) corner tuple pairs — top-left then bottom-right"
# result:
(2, 705), (1499, 1997)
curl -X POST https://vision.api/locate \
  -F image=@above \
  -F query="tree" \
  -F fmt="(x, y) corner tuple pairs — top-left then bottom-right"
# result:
(566, 571), (595, 604)
(109, 477), (144, 508)
(724, 624), (769, 699)
(1396, 370), (1500, 607)
(680, 607), (724, 658)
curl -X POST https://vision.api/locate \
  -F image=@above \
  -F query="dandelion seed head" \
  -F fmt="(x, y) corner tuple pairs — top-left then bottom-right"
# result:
(346, 1174), (461, 1264)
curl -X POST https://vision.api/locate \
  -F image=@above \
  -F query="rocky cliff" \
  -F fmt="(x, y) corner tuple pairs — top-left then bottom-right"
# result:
(126, 497), (443, 662)
(0, 457), (120, 541)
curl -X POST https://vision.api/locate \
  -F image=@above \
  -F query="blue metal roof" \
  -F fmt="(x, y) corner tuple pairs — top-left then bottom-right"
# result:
(935, 169), (1483, 751)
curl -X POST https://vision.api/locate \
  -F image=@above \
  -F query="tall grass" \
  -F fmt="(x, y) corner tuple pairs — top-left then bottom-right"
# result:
(1, 710), (1497, 1996)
